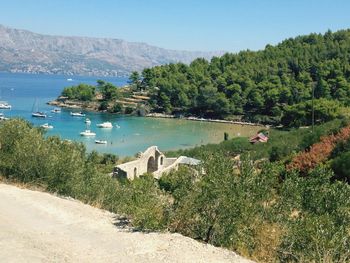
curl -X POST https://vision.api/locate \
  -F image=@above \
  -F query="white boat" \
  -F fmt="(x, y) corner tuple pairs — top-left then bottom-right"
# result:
(67, 78), (73, 81)
(115, 124), (121, 128)
(51, 108), (61, 113)
(97, 121), (113, 128)
(80, 130), (96, 136)
(85, 118), (91, 124)
(0, 113), (9, 121)
(32, 99), (47, 118)
(0, 101), (11, 109)
(71, 112), (86, 117)
(40, 123), (53, 129)
(32, 112), (47, 118)
(95, 140), (107, 144)
(80, 121), (95, 136)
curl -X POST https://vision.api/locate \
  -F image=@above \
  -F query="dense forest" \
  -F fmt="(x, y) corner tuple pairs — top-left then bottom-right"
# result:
(128, 29), (350, 126)
(1, 118), (350, 262)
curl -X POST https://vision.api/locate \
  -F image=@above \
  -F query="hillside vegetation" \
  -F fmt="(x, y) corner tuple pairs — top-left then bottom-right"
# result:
(59, 80), (149, 114)
(1, 118), (350, 262)
(129, 29), (350, 125)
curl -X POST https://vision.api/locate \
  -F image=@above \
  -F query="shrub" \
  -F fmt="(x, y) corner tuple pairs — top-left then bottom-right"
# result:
(288, 124), (350, 173)
(331, 151), (350, 182)
(121, 174), (168, 230)
(99, 101), (109, 111)
(278, 167), (350, 262)
(111, 103), (123, 113)
(124, 107), (134, 114)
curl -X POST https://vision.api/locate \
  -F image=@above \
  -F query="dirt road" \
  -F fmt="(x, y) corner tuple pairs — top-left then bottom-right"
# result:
(0, 184), (252, 263)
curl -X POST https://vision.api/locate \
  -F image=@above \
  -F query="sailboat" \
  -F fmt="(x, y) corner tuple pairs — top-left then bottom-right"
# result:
(32, 99), (47, 118)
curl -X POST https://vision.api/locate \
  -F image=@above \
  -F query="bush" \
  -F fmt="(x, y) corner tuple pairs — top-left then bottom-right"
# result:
(278, 167), (350, 262)
(121, 174), (168, 230)
(111, 103), (123, 113)
(269, 145), (290, 161)
(161, 152), (280, 260)
(331, 151), (350, 182)
(99, 101), (109, 111)
(124, 107), (134, 114)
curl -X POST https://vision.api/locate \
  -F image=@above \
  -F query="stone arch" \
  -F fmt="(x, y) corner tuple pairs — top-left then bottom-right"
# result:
(147, 156), (157, 173)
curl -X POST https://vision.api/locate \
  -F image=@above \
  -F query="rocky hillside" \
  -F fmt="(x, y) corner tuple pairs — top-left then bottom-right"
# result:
(0, 24), (223, 76)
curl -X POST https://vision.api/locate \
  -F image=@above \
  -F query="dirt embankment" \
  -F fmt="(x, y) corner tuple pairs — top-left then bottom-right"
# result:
(0, 184), (253, 263)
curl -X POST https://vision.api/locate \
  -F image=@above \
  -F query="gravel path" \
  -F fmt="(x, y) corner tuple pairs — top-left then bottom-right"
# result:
(0, 183), (253, 263)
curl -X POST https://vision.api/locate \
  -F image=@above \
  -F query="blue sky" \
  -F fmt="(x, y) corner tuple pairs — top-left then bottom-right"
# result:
(1, 0), (350, 52)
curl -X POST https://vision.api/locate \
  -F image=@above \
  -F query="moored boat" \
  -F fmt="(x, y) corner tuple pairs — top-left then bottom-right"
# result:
(0, 113), (9, 121)
(80, 130), (96, 136)
(51, 108), (61, 113)
(97, 121), (113, 128)
(32, 99), (46, 118)
(32, 112), (47, 118)
(85, 118), (91, 124)
(95, 140), (107, 144)
(0, 101), (11, 109)
(40, 123), (53, 129)
(71, 112), (86, 117)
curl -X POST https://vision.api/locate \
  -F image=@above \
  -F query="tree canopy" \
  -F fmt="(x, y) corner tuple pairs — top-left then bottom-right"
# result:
(138, 29), (350, 125)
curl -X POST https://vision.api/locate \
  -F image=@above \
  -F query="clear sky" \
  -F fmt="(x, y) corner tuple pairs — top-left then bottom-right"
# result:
(1, 0), (349, 52)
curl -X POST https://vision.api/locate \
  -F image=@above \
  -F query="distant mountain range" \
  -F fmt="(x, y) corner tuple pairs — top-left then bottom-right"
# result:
(0, 24), (224, 76)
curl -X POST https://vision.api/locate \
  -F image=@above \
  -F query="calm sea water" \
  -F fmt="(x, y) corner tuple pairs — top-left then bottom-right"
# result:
(0, 72), (259, 156)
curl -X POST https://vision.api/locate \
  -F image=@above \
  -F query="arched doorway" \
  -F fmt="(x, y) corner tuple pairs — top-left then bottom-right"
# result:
(147, 156), (157, 173)
(134, 167), (137, 178)
(160, 156), (164, 166)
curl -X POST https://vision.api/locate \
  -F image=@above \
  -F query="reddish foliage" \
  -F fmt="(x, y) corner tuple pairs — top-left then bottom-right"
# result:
(287, 125), (350, 173)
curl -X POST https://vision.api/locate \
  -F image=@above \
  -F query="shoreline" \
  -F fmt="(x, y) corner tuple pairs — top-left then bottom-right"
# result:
(48, 100), (268, 128)
(144, 113), (267, 127)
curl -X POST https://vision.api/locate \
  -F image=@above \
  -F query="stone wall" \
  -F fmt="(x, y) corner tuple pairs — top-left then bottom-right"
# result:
(114, 146), (200, 180)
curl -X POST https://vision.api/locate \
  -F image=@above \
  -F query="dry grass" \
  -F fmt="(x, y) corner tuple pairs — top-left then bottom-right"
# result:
(252, 222), (284, 263)
(0, 175), (46, 192)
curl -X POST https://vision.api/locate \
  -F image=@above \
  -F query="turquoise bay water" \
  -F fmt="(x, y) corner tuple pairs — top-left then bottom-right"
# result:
(0, 72), (258, 156)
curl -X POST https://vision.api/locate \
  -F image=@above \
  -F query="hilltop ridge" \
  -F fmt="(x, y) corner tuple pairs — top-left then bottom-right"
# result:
(0, 24), (223, 76)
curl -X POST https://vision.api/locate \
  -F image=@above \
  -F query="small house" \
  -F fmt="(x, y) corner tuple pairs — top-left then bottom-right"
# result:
(249, 132), (269, 144)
